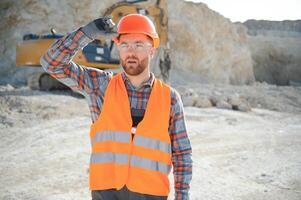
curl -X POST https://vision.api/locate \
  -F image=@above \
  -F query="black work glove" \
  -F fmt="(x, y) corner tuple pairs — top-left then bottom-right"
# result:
(94, 16), (115, 32)
(82, 16), (116, 40)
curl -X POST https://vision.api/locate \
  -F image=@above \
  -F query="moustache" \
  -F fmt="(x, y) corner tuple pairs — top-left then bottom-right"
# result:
(125, 55), (139, 62)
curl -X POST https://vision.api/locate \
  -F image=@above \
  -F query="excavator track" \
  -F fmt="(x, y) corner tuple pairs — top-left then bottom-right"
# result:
(27, 72), (69, 91)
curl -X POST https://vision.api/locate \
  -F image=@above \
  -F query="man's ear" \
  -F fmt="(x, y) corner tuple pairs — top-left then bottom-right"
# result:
(150, 48), (156, 58)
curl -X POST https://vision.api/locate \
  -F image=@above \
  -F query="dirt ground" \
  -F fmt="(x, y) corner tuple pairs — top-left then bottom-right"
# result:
(0, 83), (301, 200)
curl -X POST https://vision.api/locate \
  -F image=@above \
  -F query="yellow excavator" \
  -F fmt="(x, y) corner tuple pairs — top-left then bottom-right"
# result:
(16, 0), (170, 90)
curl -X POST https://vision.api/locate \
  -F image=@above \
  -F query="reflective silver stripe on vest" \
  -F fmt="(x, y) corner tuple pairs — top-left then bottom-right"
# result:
(134, 135), (171, 154)
(90, 152), (129, 164)
(91, 131), (131, 146)
(131, 156), (172, 174)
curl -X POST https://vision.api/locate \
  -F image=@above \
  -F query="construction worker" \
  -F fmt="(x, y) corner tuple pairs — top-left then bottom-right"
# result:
(40, 14), (192, 200)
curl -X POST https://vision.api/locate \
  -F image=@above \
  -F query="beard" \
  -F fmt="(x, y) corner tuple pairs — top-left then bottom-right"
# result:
(121, 55), (149, 76)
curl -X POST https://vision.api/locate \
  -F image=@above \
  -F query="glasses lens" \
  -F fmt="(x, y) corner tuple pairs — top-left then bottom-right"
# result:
(118, 42), (151, 52)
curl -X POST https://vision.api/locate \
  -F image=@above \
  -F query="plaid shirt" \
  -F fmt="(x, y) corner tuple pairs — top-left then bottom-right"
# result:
(40, 27), (192, 200)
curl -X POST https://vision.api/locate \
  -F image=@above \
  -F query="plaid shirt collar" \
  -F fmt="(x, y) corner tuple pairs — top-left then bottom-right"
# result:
(121, 71), (155, 91)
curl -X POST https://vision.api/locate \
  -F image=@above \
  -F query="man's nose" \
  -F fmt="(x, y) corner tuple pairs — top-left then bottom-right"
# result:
(126, 44), (136, 52)
(124, 50), (136, 57)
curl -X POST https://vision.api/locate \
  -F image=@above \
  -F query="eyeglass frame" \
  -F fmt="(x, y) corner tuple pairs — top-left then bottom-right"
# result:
(117, 41), (153, 52)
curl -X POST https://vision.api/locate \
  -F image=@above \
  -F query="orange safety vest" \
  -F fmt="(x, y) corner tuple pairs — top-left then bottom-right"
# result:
(89, 73), (172, 196)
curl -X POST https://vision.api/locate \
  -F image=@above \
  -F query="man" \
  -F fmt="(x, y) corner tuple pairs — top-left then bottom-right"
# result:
(40, 14), (192, 200)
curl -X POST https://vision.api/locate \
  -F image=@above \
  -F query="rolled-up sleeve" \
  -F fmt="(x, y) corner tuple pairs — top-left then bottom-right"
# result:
(40, 28), (112, 96)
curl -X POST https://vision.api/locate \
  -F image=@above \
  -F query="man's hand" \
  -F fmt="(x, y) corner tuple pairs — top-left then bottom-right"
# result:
(93, 16), (116, 33)
(82, 16), (116, 40)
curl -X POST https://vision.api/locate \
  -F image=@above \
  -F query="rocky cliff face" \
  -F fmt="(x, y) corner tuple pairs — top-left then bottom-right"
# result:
(0, 0), (255, 85)
(168, 0), (254, 85)
(243, 20), (301, 85)
(244, 19), (301, 37)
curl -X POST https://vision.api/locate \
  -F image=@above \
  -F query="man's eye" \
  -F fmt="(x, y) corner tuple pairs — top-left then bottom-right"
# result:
(135, 43), (144, 48)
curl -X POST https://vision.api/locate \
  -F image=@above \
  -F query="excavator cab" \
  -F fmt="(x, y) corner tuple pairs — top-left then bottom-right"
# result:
(16, 28), (120, 69)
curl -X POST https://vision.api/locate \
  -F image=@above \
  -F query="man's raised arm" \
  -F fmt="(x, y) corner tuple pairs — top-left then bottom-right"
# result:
(40, 17), (115, 95)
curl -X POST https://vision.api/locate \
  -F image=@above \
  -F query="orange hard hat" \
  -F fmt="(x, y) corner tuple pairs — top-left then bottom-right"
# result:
(112, 14), (160, 48)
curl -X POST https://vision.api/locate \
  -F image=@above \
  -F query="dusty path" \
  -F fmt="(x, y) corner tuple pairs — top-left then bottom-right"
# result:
(186, 107), (301, 200)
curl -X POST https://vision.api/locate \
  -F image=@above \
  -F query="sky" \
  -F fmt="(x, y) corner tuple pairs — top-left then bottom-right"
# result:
(185, 0), (301, 22)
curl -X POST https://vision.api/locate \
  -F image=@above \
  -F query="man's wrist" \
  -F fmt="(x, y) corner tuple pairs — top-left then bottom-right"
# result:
(81, 21), (101, 40)
(175, 191), (189, 200)
(81, 17), (115, 40)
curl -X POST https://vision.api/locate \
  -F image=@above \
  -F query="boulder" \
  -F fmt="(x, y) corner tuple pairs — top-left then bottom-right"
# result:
(195, 95), (212, 108)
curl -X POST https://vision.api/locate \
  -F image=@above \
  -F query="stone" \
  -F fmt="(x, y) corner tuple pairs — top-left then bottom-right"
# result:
(195, 95), (212, 108)
(227, 94), (252, 112)
(182, 94), (198, 107)
(227, 94), (241, 106)
(210, 95), (227, 106)
(237, 101), (252, 112)
(216, 100), (232, 110)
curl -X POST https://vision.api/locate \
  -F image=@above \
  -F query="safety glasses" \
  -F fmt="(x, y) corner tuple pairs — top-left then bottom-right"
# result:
(118, 42), (153, 52)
